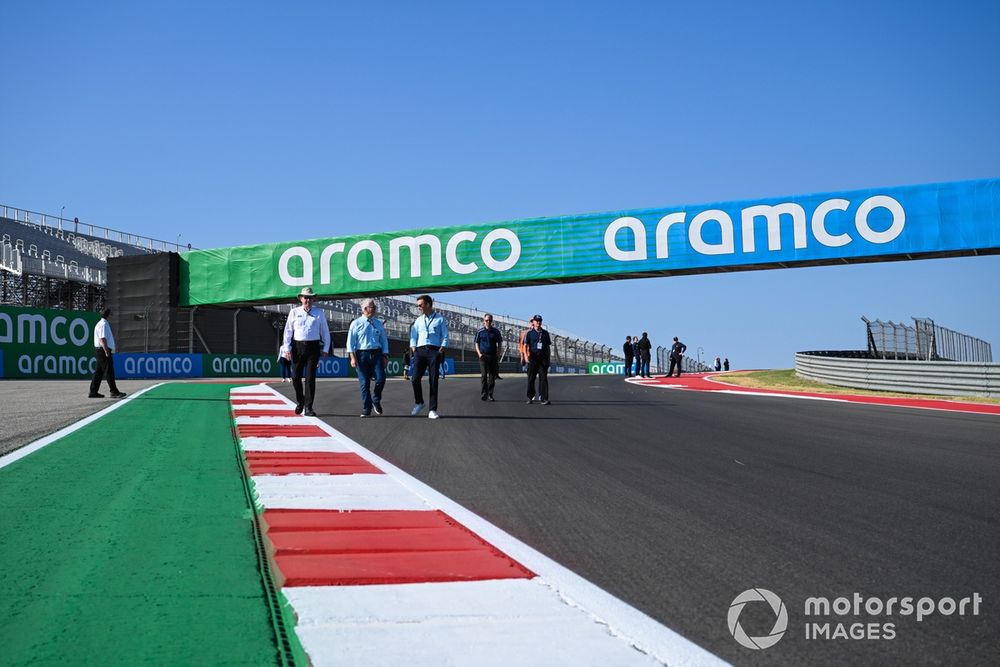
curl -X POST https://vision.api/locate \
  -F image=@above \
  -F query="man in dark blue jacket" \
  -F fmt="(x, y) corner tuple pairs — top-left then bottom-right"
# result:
(522, 314), (552, 405)
(475, 313), (504, 401)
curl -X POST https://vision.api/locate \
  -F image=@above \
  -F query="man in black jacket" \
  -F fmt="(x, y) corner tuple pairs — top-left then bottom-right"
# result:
(637, 332), (652, 378)
(622, 335), (634, 377)
(668, 336), (687, 377)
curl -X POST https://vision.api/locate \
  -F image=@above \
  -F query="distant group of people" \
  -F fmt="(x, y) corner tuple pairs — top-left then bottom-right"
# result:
(278, 289), (556, 420)
(621, 333), (729, 377)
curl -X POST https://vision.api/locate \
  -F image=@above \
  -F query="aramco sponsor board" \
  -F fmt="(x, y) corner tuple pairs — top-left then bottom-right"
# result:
(0, 309), (425, 379)
(179, 178), (1000, 305)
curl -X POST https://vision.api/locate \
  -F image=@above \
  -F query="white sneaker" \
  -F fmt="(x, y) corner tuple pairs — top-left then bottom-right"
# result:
(428, 410), (440, 419)
(411, 403), (425, 416)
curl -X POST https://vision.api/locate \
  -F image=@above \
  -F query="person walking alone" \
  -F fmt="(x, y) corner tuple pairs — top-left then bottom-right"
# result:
(622, 335), (634, 377)
(409, 294), (448, 419)
(88, 307), (126, 398)
(637, 332), (652, 378)
(475, 313), (503, 401)
(523, 314), (552, 405)
(282, 287), (330, 417)
(347, 298), (389, 417)
(668, 336), (687, 377)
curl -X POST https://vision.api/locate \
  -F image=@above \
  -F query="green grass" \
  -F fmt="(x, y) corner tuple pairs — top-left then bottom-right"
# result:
(715, 369), (1000, 404)
(0, 383), (283, 666)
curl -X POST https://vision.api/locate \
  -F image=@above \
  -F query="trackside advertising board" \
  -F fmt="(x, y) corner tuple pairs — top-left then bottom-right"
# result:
(589, 362), (627, 375)
(0, 306), (100, 378)
(178, 179), (1000, 305)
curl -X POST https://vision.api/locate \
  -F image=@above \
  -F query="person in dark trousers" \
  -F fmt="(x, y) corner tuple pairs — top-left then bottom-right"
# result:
(409, 294), (449, 419)
(668, 336), (687, 377)
(475, 313), (503, 401)
(523, 314), (552, 405)
(88, 307), (126, 398)
(346, 298), (389, 417)
(282, 286), (331, 416)
(637, 332), (652, 378)
(632, 335), (642, 376)
(723, 358), (730, 371)
(622, 335), (634, 377)
(277, 344), (292, 382)
(714, 356), (722, 372)
(402, 349), (412, 380)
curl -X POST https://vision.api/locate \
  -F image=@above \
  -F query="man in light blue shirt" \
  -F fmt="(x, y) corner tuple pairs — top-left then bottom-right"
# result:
(282, 286), (331, 416)
(347, 298), (390, 417)
(408, 294), (448, 419)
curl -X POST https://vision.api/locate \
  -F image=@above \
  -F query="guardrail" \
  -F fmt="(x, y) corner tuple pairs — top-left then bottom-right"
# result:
(795, 351), (1000, 398)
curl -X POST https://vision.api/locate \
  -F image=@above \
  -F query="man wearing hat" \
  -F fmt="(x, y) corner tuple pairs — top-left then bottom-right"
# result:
(522, 314), (552, 405)
(282, 287), (331, 416)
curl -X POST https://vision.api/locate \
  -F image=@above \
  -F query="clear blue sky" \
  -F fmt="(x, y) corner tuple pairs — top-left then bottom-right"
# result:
(2, 1), (998, 368)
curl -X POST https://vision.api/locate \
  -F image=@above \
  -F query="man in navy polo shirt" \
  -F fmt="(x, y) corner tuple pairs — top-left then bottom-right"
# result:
(522, 314), (552, 405)
(474, 313), (504, 401)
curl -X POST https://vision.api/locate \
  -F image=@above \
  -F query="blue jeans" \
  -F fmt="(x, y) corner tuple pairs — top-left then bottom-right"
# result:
(355, 349), (386, 412)
(640, 358), (650, 376)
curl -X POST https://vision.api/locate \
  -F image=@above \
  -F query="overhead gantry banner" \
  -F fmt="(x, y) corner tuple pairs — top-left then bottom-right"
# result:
(178, 178), (1000, 306)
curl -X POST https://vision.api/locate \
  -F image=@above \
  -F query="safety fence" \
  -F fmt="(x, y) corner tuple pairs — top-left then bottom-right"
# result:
(795, 352), (999, 398)
(862, 316), (992, 362)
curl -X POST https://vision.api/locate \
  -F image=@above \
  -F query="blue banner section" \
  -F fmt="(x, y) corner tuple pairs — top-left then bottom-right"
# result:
(315, 356), (351, 378)
(114, 353), (203, 379)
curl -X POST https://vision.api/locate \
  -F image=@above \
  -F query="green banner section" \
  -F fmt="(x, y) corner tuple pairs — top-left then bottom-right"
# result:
(0, 383), (283, 665)
(178, 178), (1000, 305)
(0, 305), (99, 378)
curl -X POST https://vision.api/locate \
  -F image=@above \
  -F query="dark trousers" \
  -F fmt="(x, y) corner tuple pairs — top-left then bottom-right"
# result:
(668, 355), (682, 377)
(624, 355), (634, 376)
(526, 355), (549, 401)
(479, 354), (498, 398)
(411, 346), (441, 411)
(355, 349), (386, 412)
(292, 340), (322, 409)
(89, 348), (120, 395)
(640, 354), (651, 377)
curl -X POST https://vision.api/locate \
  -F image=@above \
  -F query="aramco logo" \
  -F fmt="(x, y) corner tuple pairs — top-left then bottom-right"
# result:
(728, 588), (788, 650)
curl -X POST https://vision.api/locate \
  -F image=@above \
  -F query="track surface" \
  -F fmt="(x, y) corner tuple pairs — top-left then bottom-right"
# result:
(277, 375), (1000, 666)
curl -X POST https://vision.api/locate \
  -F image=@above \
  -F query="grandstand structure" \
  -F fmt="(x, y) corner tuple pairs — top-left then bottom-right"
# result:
(1, 205), (185, 310)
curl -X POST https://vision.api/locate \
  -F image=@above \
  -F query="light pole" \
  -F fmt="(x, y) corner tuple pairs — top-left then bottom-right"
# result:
(697, 346), (704, 366)
(60, 206), (65, 230)
(176, 234), (182, 251)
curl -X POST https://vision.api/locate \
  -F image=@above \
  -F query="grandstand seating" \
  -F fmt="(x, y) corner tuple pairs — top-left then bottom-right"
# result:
(1, 217), (105, 271)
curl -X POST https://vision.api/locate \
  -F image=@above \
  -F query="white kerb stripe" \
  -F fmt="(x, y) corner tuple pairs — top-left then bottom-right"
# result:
(252, 474), (432, 510)
(240, 436), (352, 453)
(286, 579), (662, 666)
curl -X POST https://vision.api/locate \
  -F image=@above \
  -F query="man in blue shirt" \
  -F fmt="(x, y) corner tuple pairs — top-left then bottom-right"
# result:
(474, 313), (504, 401)
(409, 294), (449, 419)
(522, 314), (552, 405)
(282, 286), (331, 416)
(347, 298), (390, 417)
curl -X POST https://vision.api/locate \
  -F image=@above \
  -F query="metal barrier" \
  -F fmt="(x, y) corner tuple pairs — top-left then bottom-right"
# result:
(862, 316), (992, 362)
(795, 352), (1000, 398)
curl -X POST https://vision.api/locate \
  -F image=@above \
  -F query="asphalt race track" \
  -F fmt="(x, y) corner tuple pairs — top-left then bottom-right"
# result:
(277, 374), (1000, 666)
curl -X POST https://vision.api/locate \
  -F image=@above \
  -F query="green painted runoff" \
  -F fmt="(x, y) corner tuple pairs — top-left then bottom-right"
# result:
(0, 383), (283, 666)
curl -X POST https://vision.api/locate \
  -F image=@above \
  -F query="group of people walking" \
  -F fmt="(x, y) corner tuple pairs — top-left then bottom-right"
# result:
(280, 289), (556, 420)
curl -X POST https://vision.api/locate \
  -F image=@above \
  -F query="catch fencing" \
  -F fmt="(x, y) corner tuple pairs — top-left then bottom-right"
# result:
(862, 316), (992, 362)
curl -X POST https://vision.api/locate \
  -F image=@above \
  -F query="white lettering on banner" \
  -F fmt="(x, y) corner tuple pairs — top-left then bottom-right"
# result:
(17, 354), (94, 376)
(124, 356), (194, 375)
(0, 312), (91, 347)
(211, 357), (273, 375)
(281, 228), (522, 287)
(610, 195), (907, 261)
(589, 362), (625, 375)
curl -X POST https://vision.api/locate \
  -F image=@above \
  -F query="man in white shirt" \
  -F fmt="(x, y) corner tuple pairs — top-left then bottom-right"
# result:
(408, 294), (448, 419)
(88, 307), (126, 399)
(282, 286), (331, 416)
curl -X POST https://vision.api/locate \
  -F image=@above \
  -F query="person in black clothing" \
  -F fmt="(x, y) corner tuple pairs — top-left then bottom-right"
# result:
(623, 335), (634, 377)
(723, 358), (730, 371)
(637, 332), (652, 378)
(474, 313), (503, 401)
(522, 314), (551, 404)
(668, 336), (687, 377)
(402, 349), (412, 380)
